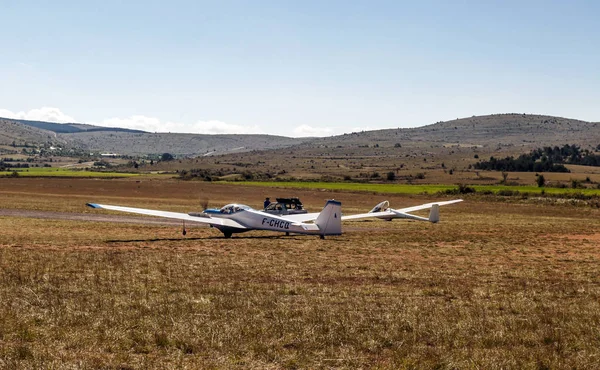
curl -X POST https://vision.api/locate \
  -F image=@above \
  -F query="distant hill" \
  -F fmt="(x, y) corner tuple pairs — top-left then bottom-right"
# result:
(185, 113), (600, 182)
(310, 114), (600, 150)
(13, 118), (147, 134)
(1, 113), (598, 157)
(0, 118), (66, 147)
(0, 117), (309, 155)
(62, 131), (308, 156)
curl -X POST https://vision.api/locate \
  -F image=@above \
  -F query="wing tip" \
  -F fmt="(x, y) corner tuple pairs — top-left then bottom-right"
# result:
(86, 203), (101, 209)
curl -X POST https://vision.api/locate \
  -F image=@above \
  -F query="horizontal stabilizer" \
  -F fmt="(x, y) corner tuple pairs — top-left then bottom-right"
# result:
(390, 210), (430, 222)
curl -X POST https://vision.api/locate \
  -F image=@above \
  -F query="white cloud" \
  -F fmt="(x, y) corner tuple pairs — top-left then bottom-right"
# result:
(97, 115), (163, 132)
(17, 62), (34, 68)
(187, 120), (262, 135)
(96, 116), (263, 134)
(0, 109), (17, 119)
(293, 124), (334, 137)
(0, 107), (265, 135)
(347, 126), (374, 133)
(0, 107), (76, 123)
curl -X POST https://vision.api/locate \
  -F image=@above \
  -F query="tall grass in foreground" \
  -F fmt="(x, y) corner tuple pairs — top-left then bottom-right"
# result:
(1, 204), (600, 368)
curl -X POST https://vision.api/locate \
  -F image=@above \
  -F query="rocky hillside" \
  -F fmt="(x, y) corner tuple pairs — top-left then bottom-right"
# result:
(0, 118), (67, 147)
(1, 114), (598, 157)
(309, 114), (600, 151)
(0, 117), (308, 155)
(62, 131), (308, 156)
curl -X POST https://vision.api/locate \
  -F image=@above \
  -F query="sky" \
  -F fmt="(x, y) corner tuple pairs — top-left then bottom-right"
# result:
(1, 0), (599, 137)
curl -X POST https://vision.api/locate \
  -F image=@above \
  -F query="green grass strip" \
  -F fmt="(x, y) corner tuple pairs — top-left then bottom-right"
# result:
(221, 181), (600, 196)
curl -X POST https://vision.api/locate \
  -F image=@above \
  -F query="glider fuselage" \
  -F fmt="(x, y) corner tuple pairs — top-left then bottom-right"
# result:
(202, 206), (320, 235)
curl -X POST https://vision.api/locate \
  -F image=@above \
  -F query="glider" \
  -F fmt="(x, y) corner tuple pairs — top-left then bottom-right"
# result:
(87, 200), (341, 239)
(342, 199), (463, 222)
(87, 198), (462, 238)
(281, 199), (463, 223)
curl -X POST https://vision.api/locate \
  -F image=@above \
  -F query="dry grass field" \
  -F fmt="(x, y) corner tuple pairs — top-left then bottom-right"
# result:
(1, 178), (600, 368)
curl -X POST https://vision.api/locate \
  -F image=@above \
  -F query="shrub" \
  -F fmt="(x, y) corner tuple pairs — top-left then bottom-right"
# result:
(438, 184), (476, 195)
(161, 153), (174, 161)
(571, 179), (583, 189)
(458, 184), (476, 194)
(497, 189), (519, 196)
(536, 174), (546, 187)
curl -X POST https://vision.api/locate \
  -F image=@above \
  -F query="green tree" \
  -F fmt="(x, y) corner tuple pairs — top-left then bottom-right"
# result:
(161, 153), (174, 161)
(536, 174), (545, 187)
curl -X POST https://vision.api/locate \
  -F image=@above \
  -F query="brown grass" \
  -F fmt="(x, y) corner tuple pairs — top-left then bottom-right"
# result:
(1, 178), (600, 368)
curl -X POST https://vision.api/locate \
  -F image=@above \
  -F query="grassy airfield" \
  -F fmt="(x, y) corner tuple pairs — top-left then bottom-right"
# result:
(0, 178), (599, 368)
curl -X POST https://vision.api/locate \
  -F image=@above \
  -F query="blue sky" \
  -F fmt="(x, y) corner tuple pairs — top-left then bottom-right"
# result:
(1, 0), (598, 136)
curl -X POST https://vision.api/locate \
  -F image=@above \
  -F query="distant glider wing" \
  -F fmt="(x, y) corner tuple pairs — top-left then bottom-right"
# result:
(393, 199), (463, 213)
(86, 203), (247, 229)
(341, 210), (397, 221)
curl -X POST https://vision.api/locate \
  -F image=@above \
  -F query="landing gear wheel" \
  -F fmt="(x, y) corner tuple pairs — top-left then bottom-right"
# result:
(223, 232), (233, 239)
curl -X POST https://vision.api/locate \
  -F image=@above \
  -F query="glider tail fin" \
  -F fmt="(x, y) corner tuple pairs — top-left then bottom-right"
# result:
(429, 204), (440, 223)
(315, 200), (342, 236)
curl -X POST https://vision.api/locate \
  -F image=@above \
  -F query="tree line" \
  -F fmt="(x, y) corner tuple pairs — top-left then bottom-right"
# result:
(474, 144), (600, 172)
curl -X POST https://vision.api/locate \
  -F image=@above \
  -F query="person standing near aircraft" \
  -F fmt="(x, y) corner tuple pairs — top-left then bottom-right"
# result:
(264, 197), (271, 210)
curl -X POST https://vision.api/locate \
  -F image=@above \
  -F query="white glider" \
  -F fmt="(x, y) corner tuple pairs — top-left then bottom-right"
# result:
(86, 198), (462, 239)
(282, 199), (463, 223)
(342, 199), (463, 222)
(87, 200), (341, 239)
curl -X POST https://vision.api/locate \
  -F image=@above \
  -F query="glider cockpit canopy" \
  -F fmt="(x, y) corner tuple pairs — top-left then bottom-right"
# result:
(369, 200), (390, 213)
(219, 204), (251, 214)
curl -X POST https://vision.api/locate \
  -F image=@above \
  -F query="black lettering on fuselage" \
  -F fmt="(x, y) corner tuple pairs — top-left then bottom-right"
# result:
(264, 218), (290, 230)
